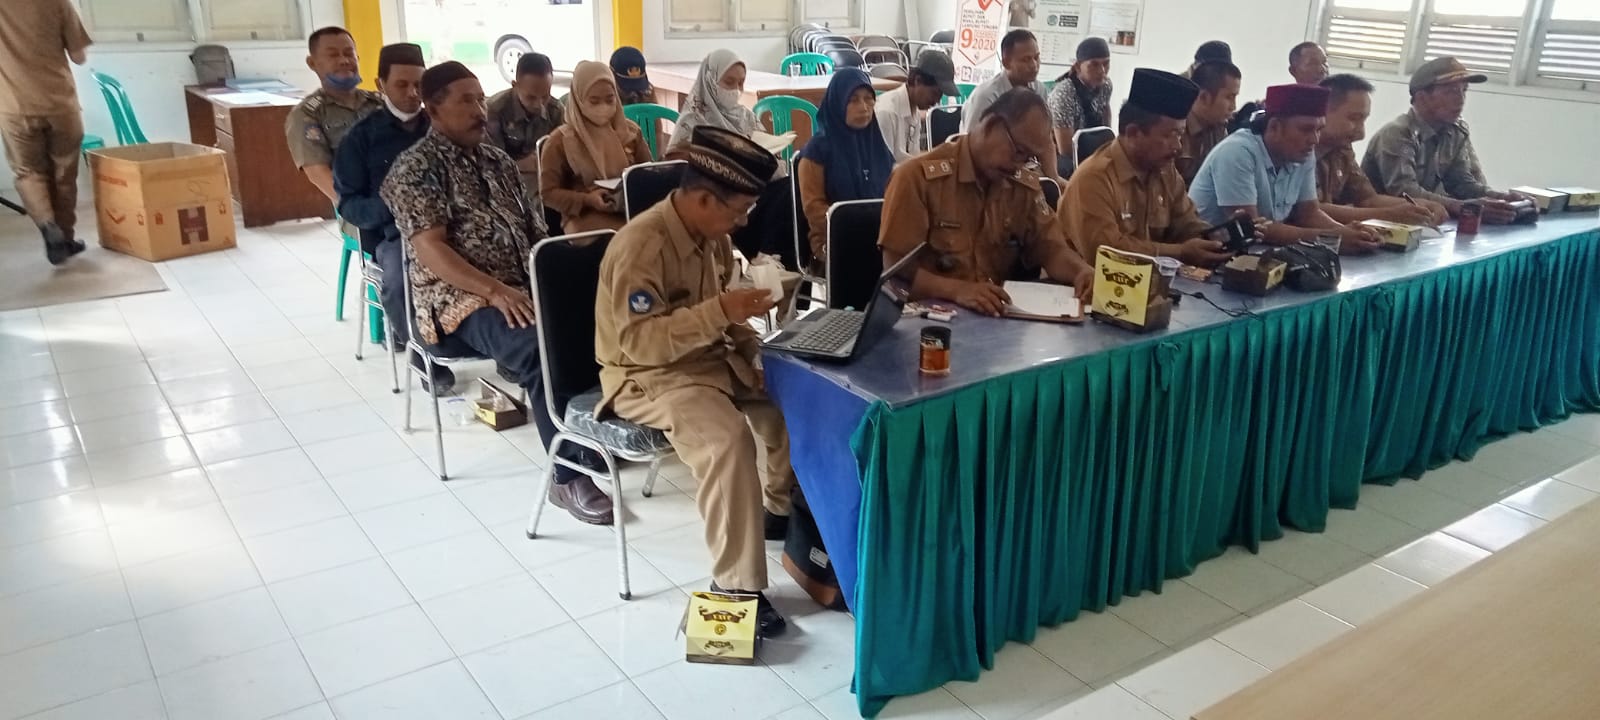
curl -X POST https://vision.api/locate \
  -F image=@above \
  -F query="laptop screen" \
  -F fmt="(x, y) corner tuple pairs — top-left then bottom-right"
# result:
(849, 243), (927, 359)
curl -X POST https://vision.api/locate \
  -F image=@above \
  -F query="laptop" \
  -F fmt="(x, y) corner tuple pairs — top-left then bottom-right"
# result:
(761, 243), (926, 362)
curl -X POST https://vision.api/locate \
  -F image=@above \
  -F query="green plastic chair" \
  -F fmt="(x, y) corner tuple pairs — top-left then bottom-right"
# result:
(957, 83), (977, 103)
(623, 103), (679, 161)
(335, 221), (385, 344)
(752, 95), (818, 162)
(90, 71), (149, 145)
(778, 52), (834, 77)
(1042, 80), (1056, 93)
(80, 135), (105, 159)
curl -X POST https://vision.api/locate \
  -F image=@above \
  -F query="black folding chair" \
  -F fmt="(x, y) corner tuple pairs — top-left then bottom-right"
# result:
(869, 63), (908, 81)
(534, 135), (564, 235)
(525, 231), (674, 601)
(1040, 176), (1061, 212)
(826, 49), (867, 69)
(622, 160), (686, 220)
(1073, 127), (1115, 172)
(824, 199), (884, 310)
(927, 106), (963, 149)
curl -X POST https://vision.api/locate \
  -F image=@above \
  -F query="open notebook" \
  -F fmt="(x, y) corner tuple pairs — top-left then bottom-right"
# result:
(752, 131), (798, 156)
(1003, 281), (1083, 323)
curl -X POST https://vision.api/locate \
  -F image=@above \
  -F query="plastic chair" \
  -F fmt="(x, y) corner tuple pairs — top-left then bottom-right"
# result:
(927, 106), (962, 148)
(825, 199), (885, 311)
(90, 71), (149, 145)
(334, 225), (388, 344)
(352, 252), (400, 393)
(525, 230), (674, 601)
(778, 52), (834, 77)
(753, 95), (818, 162)
(622, 103), (678, 161)
(957, 83), (977, 103)
(80, 135), (105, 159)
(1040, 176), (1062, 213)
(1072, 126), (1115, 173)
(621, 160), (687, 220)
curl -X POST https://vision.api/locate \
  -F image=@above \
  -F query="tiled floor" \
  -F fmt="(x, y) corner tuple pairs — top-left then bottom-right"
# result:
(3, 211), (1599, 720)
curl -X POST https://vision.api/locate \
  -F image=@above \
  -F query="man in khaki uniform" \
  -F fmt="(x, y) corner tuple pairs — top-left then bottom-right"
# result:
(595, 126), (793, 638)
(0, 0), (92, 264)
(1361, 57), (1525, 224)
(1175, 61), (1240, 186)
(1063, 69), (1232, 267)
(1316, 74), (1444, 226)
(880, 88), (1093, 317)
(286, 26), (384, 204)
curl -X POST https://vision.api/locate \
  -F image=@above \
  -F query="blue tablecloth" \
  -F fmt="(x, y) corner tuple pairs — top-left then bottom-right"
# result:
(762, 216), (1600, 716)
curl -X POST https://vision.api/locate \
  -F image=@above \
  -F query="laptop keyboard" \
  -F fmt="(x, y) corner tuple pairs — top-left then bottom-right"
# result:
(788, 311), (864, 354)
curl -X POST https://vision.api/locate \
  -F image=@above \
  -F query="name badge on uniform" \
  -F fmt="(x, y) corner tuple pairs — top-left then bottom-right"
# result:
(936, 220), (961, 229)
(628, 290), (654, 314)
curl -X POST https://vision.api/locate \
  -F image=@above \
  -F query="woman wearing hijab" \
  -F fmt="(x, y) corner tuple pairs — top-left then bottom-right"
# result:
(1047, 37), (1114, 170)
(796, 69), (895, 267)
(540, 60), (653, 233)
(610, 46), (657, 106)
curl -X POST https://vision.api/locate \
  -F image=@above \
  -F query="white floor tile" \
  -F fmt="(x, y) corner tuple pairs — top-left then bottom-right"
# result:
(328, 660), (499, 720)
(171, 394), (279, 434)
(1300, 564), (1426, 626)
(0, 622), (153, 719)
(1497, 478), (1597, 521)
(267, 557), (412, 637)
(246, 358), (343, 392)
(278, 403), (390, 446)
(631, 524), (715, 587)
(0, 572), (134, 656)
(66, 385), (169, 424)
(943, 644), (1087, 720)
(1554, 453), (1600, 493)
(206, 448), (323, 500)
(323, 458), (447, 514)
(1357, 479), (1477, 530)
(302, 430), (415, 478)
(523, 681), (666, 720)
(186, 418), (298, 466)
(221, 480), (347, 538)
(385, 530), (523, 601)
(531, 548), (676, 620)
(1214, 599), (1352, 671)
(1033, 685), (1166, 720)
(122, 541), (264, 617)
(1318, 502), (1426, 557)
(451, 474), (539, 528)
(0, 375), (64, 411)
(1116, 639), (1268, 720)
(770, 705), (827, 720)
(230, 338), (321, 369)
(3, 427), (81, 469)
(268, 702), (335, 720)
(813, 686), (980, 720)
(243, 516), (379, 584)
(1414, 461), (1527, 508)
(86, 437), (199, 487)
(0, 489), (105, 548)
(0, 529), (119, 597)
(2, 455), (94, 506)
(494, 511), (617, 572)
(1182, 546), (1313, 614)
(352, 493), (480, 555)
(573, 586), (689, 677)
(157, 641), (323, 720)
(295, 605), (453, 698)
(1443, 503), (1547, 552)
(138, 587), (291, 676)
(1107, 580), (1241, 647)
(95, 467), (217, 526)
(761, 606), (859, 701)
(462, 622), (625, 718)
(58, 363), (156, 398)
(633, 660), (806, 720)
(1373, 532), (1492, 587)
(1029, 609), (1166, 686)
(20, 680), (167, 720)
(74, 409), (186, 454)
(147, 351), (243, 384)
(0, 399), (71, 437)
(159, 369), (259, 407)
(261, 379), (363, 417)
(108, 502), (238, 567)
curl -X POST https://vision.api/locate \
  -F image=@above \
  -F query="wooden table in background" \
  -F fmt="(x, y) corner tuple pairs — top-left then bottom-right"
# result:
(1195, 497), (1600, 720)
(185, 86), (333, 228)
(648, 63), (900, 150)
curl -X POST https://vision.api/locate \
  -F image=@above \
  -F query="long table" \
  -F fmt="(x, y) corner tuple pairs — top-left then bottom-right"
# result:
(648, 62), (900, 150)
(760, 216), (1600, 717)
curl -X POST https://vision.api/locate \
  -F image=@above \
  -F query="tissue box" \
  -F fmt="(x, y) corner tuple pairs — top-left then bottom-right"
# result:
(1512, 187), (1568, 213)
(472, 379), (527, 431)
(1549, 187), (1600, 211)
(1220, 254), (1285, 296)
(681, 591), (760, 665)
(1361, 219), (1423, 252)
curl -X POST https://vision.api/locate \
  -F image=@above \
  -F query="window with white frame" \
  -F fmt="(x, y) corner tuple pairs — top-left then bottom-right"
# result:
(1319, 0), (1600, 92)
(78, 0), (305, 44)
(668, 0), (861, 35)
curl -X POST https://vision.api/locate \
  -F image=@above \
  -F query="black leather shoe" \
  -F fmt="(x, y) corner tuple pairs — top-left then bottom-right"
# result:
(711, 582), (788, 638)
(409, 353), (457, 395)
(548, 475), (614, 525)
(764, 510), (790, 541)
(41, 223), (71, 265)
(496, 363), (520, 386)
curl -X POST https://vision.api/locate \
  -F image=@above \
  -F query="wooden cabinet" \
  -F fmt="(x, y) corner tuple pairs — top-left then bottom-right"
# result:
(185, 86), (333, 228)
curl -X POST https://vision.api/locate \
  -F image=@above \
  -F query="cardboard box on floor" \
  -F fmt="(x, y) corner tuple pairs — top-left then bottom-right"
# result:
(89, 142), (237, 262)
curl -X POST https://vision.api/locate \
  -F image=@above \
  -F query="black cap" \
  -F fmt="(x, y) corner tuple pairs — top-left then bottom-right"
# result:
(1076, 37), (1111, 62)
(377, 43), (424, 79)
(421, 61), (477, 103)
(687, 126), (777, 196)
(1195, 40), (1233, 64)
(610, 46), (650, 93)
(1129, 68), (1199, 119)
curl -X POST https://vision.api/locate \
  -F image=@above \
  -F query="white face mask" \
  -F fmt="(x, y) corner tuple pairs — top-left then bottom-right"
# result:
(715, 86), (740, 108)
(385, 94), (421, 122)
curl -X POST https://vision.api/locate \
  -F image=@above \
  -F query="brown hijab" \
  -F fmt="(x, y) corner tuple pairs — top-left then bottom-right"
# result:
(562, 60), (631, 183)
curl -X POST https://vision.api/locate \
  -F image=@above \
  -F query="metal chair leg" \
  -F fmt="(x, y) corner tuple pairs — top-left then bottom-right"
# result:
(605, 450), (632, 601)
(428, 358), (447, 481)
(386, 320), (399, 394)
(642, 458), (661, 498)
(525, 437), (560, 540)
(403, 351), (414, 432)
(354, 286), (366, 360)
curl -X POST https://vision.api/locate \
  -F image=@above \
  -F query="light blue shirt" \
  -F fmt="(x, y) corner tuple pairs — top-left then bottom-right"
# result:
(1188, 130), (1318, 225)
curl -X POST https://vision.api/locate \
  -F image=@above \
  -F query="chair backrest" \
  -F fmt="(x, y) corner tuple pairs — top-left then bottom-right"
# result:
(856, 34), (900, 50)
(752, 95), (818, 162)
(956, 82), (977, 104)
(809, 34), (855, 53)
(91, 70), (149, 145)
(929, 29), (956, 44)
(622, 160), (686, 220)
(1073, 126), (1115, 170)
(534, 135), (563, 235)
(869, 63), (908, 81)
(1040, 176), (1061, 212)
(789, 157), (812, 272)
(778, 52), (834, 77)
(862, 48), (908, 67)
(927, 106), (962, 149)
(825, 49), (867, 68)
(790, 24), (827, 53)
(622, 103), (679, 161)
(825, 199), (885, 310)
(529, 231), (614, 424)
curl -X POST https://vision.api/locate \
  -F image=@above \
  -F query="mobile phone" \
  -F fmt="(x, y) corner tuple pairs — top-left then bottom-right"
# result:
(1202, 216), (1254, 253)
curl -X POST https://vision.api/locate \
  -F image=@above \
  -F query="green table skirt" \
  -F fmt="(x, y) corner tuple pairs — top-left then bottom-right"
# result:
(849, 230), (1600, 715)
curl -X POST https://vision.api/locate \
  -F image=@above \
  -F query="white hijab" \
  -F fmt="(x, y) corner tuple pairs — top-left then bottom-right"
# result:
(672, 49), (756, 151)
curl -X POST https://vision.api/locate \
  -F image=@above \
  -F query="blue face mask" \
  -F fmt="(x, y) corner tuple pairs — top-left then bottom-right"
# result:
(325, 72), (362, 92)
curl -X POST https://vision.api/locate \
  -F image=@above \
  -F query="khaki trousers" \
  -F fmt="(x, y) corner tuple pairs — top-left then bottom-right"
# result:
(612, 378), (796, 591)
(1, 112), (84, 235)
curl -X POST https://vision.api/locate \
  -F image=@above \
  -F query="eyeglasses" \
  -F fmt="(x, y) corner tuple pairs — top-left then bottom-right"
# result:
(999, 122), (1040, 167)
(715, 194), (758, 217)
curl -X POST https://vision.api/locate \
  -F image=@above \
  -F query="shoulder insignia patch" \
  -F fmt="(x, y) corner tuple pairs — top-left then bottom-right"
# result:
(304, 125), (324, 143)
(303, 94), (323, 112)
(628, 290), (655, 314)
(922, 159), (954, 179)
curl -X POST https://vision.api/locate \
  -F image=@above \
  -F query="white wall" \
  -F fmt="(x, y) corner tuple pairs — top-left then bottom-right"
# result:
(642, 3), (907, 72)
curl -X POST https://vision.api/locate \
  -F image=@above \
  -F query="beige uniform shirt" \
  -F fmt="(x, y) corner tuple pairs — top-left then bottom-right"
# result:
(1361, 108), (1491, 204)
(878, 138), (1073, 284)
(285, 88), (384, 169)
(0, 0), (92, 115)
(595, 193), (760, 416)
(1176, 114), (1227, 187)
(1062, 141), (1212, 260)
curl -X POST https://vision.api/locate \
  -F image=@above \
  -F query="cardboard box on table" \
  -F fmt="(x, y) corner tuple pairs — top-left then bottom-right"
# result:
(89, 143), (237, 261)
